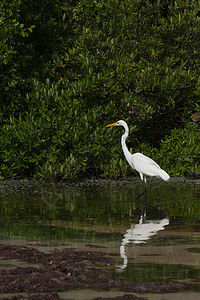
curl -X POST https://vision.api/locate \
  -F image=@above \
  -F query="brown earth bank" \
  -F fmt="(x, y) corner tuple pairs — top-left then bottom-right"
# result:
(0, 244), (185, 300)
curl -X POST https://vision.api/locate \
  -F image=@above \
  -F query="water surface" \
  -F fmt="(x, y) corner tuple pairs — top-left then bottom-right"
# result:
(1, 177), (200, 299)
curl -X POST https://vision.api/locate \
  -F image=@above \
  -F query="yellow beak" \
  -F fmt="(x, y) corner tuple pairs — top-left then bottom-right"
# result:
(106, 122), (118, 127)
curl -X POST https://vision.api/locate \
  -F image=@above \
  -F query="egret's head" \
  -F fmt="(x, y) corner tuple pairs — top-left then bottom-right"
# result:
(106, 120), (127, 128)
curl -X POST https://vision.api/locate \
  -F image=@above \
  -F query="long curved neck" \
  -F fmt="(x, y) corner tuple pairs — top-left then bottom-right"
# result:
(121, 124), (132, 164)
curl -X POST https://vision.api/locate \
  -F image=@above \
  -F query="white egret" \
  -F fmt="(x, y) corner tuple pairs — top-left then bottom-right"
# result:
(106, 120), (170, 201)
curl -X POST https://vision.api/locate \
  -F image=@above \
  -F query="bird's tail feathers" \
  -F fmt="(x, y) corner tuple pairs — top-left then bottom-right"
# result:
(159, 169), (170, 181)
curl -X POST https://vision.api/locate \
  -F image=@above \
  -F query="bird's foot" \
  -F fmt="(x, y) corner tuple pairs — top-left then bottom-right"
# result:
(137, 192), (144, 199)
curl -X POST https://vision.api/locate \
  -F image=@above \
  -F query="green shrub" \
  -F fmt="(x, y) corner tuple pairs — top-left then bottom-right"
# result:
(1, 0), (200, 179)
(158, 122), (200, 177)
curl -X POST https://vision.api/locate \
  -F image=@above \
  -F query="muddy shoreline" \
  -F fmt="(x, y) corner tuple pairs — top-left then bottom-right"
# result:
(0, 244), (185, 300)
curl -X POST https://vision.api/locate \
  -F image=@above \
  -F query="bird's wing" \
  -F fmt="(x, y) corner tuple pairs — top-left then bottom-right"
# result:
(132, 153), (161, 169)
(132, 153), (169, 181)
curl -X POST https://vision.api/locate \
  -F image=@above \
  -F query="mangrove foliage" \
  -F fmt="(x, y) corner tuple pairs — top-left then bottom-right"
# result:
(1, 0), (200, 179)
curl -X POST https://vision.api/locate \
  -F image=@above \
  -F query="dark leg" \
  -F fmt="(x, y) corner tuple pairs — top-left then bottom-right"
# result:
(137, 177), (147, 221)
(137, 178), (147, 201)
(143, 179), (147, 205)
(142, 178), (147, 221)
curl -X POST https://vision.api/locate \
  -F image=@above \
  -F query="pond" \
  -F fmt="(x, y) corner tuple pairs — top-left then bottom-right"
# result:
(1, 177), (200, 299)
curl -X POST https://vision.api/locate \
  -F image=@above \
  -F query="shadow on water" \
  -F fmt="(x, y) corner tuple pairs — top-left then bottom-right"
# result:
(1, 178), (200, 298)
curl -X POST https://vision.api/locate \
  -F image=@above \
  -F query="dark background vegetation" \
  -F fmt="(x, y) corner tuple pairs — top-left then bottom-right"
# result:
(1, 0), (200, 179)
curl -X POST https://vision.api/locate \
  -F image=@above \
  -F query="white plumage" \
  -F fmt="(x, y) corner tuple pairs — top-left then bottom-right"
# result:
(106, 120), (170, 197)
(130, 152), (170, 182)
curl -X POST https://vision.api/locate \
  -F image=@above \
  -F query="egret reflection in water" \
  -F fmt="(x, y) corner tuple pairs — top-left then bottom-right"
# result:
(118, 211), (169, 271)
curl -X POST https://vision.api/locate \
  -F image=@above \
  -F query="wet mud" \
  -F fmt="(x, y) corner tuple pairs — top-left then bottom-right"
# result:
(0, 244), (185, 300)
